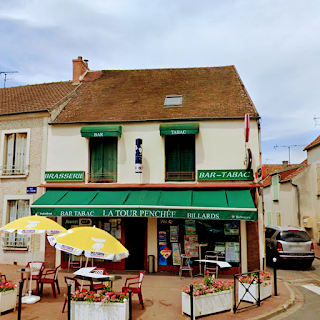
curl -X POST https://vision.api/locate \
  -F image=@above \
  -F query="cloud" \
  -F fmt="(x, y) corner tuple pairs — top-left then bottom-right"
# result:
(1, 0), (320, 163)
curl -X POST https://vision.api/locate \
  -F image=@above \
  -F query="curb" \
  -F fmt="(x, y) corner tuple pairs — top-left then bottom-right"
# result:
(248, 281), (295, 320)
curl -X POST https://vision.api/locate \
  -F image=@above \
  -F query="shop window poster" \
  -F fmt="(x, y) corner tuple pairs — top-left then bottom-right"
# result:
(104, 222), (111, 232)
(184, 235), (198, 258)
(185, 219), (196, 235)
(170, 225), (179, 242)
(224, 221), (239, 235)
(172, 243), (181, 265)
(158, 231), (167, 245)
(159, 245), (169, 265)
(225, 242), (240, 263)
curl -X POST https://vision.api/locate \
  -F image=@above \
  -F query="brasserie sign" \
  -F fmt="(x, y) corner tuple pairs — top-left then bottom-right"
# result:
(45, 171), (85, 181)
(198, 169), (253, 181)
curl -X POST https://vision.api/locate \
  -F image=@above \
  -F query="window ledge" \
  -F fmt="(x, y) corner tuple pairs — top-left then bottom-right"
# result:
(0, 174), (28, 179)
(2, 247), (29, 251)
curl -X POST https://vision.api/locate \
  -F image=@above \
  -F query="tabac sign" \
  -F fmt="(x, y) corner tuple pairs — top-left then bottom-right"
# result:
(45, 171), (85, 182)
(198, 169), (254, 181)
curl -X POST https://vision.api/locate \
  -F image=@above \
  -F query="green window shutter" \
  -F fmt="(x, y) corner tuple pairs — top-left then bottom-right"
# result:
(103, 137), (117, 180)
(165, 135), (195, 181)
(272, 175), (279, 201)
(90, 137), (117, 182)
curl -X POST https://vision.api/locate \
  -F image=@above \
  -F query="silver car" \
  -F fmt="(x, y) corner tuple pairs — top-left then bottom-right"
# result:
(265, 226), (315, 268)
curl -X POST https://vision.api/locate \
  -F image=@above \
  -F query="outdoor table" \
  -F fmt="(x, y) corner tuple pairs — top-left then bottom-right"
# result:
(73, 267), (122, 288)
(195, 259), (232, 268)
(17, 268), (40, 296)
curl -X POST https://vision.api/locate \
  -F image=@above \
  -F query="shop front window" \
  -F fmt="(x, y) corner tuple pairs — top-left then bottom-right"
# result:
(157, 219), (241, 268)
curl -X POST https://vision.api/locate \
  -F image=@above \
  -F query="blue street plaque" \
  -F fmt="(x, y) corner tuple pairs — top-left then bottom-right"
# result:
(27, 187), (37, 194)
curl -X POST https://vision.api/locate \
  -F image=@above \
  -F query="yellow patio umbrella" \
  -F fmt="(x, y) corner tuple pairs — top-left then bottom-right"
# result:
(48, 226), (129, 262)
(0, 215), (66, 304)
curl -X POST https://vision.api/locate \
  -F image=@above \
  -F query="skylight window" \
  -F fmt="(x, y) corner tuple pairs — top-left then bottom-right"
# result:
(164, 95), (183, 107)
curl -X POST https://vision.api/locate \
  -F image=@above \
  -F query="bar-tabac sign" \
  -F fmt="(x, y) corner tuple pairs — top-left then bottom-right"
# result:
(198, 169), (253, 181)
(45, 171), (85, 182)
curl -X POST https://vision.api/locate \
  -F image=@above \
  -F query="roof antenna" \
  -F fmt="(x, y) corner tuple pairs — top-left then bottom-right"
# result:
(274, 144), (305, 164)
(0, 70), (18, 88)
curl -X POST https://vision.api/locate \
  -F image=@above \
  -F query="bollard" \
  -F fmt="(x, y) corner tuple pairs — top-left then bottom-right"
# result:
(273, 257), (278, 296)
(190, 284), (194, 320)
(67, 284), (71, 320)
(129, 290), (132, 320)
(18, 280), (24, 320)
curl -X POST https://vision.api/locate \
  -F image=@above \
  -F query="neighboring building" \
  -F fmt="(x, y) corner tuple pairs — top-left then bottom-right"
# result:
(263, 134), (320, 244)
(262, 161), (307, 229)
(0, 80), (78, 266)
(31, 57), (264, 274)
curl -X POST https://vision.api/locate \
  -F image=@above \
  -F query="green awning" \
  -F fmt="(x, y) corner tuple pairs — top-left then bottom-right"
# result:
(31, 189), (257, 221)
(80, 126), (122, 138)
(159, 123), (199, 135)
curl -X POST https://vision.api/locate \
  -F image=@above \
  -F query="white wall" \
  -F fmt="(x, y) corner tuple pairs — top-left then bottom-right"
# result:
(47, 119), (261, 182)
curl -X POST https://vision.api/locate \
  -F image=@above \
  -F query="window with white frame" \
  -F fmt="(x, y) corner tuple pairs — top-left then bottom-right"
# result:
(2, 132), (28, 175)
(3, 200), (29, 249)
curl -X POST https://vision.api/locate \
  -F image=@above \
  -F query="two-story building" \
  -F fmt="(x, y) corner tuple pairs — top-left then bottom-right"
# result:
(0, 81), (77, 266)
(31, 57), (264, 274)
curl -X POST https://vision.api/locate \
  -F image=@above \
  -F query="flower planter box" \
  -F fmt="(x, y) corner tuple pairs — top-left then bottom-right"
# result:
(70, 300), (129, 320)
(182, 290), (232, 318)
(0, 288), (17, 314)
(238, 282), (272, 303)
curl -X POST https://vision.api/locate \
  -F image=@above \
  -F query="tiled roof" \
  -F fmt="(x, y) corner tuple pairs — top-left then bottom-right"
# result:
(0, 82), (76, 116)
(281, 159), (308, 182)
(304, 135), (320, 151)
(262, 161), (307, 187)
(53, 66), (259, 124)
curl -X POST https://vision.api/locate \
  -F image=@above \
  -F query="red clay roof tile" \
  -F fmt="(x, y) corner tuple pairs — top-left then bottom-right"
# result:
(53, 66), (259, 124)
(0, 82), (76, 115)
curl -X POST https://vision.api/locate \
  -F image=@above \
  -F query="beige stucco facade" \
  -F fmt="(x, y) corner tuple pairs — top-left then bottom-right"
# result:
(0, 114), (48, 265)
(263, 144), (320, 243)
(46, 119), (263, 272)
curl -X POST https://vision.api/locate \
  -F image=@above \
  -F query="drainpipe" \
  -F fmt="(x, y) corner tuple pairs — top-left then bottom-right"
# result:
(291, 182), (301, 227)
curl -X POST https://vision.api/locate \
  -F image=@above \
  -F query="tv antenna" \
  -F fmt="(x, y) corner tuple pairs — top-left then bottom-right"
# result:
(0, 71), (18, 88)
(274, 144), (305, 164)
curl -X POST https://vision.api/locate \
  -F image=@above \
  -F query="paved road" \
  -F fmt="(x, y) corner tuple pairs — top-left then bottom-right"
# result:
(269, 258), (320, 320)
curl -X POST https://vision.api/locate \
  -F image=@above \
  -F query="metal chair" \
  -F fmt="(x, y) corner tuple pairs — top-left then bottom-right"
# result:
(122, 271), (145, 309)
(179, 254), (193, 278)
(62, 277), (81, 313)
(39, 265), (60, 298)
(204, 251), (225, 278)
(68, 254), (83, 271)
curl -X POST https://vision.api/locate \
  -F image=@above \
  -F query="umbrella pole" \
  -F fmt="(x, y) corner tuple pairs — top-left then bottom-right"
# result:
(80, 257), (89, 291)
(22, 234), (40, 304)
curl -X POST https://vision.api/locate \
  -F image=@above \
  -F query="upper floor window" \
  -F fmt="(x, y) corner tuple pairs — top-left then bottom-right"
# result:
(3, 200), (29, 250)
(317, 163), (320, 194)
(1, 131), (29, 176)
(89, 137), (117, 183)
(272, 175), (279, 201)
(165, 134), (195, 181)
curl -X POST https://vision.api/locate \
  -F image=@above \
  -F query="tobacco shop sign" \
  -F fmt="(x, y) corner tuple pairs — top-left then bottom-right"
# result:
(198, 169), (253, 181)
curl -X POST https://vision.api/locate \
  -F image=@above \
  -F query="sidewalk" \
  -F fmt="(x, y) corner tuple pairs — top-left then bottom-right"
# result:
(0, 264), (294, 320)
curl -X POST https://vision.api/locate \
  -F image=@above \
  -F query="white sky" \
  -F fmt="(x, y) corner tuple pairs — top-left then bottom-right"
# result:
(1, 0), (320, 165)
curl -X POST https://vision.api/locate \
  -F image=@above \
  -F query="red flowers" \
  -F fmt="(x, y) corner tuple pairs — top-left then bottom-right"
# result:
(182, 273), (233, 296)
(0, 279), (16, 293)
(71, 287), (129, 303)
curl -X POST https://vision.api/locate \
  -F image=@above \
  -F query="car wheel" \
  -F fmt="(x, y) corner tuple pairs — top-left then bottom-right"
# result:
(303, 261), (313, 269)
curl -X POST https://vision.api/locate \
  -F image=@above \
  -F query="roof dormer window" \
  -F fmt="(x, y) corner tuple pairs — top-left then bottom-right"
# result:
(164, 95), (183, 107)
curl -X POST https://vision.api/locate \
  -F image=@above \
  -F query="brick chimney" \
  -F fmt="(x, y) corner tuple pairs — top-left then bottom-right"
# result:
(72, 56), (89, 84)
(282, 160), (289, 168)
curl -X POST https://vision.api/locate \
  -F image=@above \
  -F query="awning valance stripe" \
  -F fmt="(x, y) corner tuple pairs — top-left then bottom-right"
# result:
(159, 123), (199, 135)
(80, 126), (122, 138)
(31, 189), (257, 221)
